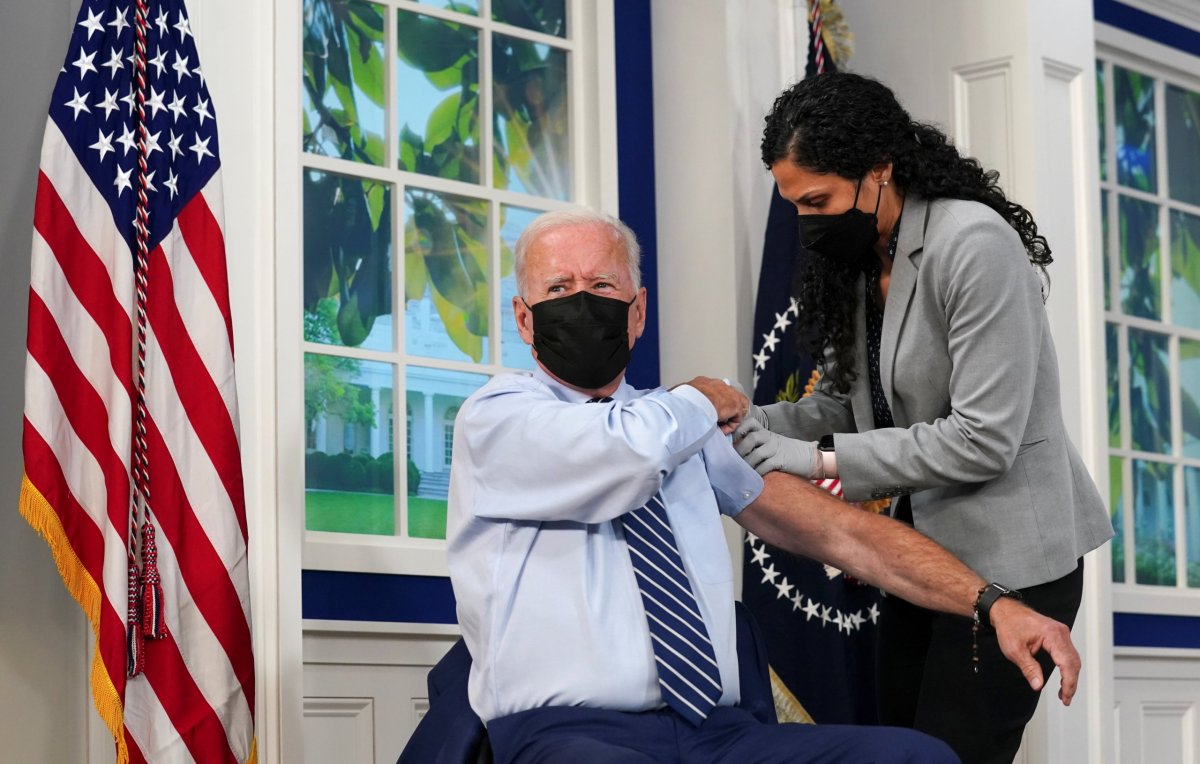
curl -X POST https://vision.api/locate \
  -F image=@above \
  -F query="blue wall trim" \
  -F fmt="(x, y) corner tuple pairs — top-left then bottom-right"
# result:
(302, 570), (457, 624)
(614, 0), (660, 390)
(1095, 0), (1200, 56)
(1113, 612), (1200, 649)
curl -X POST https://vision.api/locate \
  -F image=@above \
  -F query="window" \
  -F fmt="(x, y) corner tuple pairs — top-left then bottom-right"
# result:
(443, 405), (459, 466)
(1098, 53), (1200, 591)
(290, 0), (613, 570)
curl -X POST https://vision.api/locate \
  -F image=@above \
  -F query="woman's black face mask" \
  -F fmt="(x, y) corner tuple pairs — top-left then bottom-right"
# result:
(796, 177), (882, 269)
(526, 291), (636, 390)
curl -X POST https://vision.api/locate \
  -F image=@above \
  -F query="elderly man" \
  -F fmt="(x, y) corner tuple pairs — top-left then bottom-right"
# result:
(446, 209), (1078, 763)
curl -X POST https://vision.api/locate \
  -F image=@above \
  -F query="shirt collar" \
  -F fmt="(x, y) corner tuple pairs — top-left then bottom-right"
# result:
(530, 364), (632, 403)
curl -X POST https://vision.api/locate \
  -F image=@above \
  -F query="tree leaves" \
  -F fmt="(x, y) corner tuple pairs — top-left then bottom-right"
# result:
(491, 0), (567, 38)
(303, 0), (385, 165)
(491, 35), (569, 198)
(397, 12), (480, 185)
(426, 92), (463, 151)
(407, 191), (489, 360)
(396, 12), (473, 72)
(303, 0), (568, 359)
(1114, 66), (1157, 193)
(1120, 195), (1160, 320)
(303, 170), (392, 349)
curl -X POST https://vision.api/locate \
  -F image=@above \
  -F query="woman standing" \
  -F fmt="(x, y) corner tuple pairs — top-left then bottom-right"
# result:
(735, 72), (1113, 763)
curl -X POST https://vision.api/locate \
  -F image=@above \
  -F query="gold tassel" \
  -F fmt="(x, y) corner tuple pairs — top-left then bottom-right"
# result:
(816, 0), (855, 67)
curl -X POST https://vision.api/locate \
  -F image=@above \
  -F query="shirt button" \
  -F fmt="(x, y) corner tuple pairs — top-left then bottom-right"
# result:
(742, 490), (752, 499)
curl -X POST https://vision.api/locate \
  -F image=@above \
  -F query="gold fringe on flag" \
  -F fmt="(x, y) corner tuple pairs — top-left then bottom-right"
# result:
(770, 667), (817, 724)
(19, 474), (130, 764)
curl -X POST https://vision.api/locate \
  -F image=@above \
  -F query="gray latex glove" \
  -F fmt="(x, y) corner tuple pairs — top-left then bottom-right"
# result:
(732, 405), (770, 440)
(734, 420), (821, 478)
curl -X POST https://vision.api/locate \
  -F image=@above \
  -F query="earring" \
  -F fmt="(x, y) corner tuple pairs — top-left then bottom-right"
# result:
(882, 180), (889, 187)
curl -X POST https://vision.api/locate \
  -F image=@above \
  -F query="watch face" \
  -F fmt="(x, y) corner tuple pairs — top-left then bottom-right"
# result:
(984, 583), (1021, 603)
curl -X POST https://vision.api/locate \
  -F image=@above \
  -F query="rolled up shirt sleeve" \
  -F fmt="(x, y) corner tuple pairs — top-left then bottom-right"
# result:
(700, 433), (764, 517)
(460, 377), (720, 523)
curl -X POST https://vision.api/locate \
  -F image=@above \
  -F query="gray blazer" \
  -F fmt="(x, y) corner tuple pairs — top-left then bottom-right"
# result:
(762, 194), (1113, 590)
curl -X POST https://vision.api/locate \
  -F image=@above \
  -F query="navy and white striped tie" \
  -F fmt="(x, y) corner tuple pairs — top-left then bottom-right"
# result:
(621, 493), (723, 725)
(586, 396), (722, 723)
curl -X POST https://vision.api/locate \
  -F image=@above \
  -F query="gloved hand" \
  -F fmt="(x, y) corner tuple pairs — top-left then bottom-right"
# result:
(732, 405), (770, 440)
(734, 420), (821, 478)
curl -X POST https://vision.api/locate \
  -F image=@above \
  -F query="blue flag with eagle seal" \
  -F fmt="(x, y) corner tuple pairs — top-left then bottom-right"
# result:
(741, 0), (883, 726)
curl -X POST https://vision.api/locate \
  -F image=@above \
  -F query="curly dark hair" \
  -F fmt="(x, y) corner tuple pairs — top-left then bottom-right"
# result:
(762, 72), (1051, 393)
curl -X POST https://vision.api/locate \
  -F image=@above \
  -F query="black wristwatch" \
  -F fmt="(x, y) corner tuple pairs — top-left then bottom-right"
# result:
(817, 434), (835, 452)
(975, 582), (1022, 626)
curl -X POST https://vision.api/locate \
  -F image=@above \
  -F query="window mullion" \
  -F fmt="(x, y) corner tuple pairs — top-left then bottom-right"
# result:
(1170, 333), (1186, 587)
(1124, 456), (1135, 583)
(1117, 318), (1135, 583)
(480, 0), (493, 190)
(489, 200), (503, 366)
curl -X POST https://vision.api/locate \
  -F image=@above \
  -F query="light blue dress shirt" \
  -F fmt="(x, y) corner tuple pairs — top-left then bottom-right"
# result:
(447, 367), (765, 724)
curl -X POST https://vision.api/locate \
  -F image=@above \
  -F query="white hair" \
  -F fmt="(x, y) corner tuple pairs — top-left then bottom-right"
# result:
(513, 209), (641, 298)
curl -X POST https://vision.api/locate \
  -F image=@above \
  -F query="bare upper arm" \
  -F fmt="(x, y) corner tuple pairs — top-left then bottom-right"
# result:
(736, 473), (839, 559)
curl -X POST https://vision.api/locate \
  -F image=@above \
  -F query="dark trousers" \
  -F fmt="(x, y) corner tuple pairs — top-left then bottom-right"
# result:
(487, 704), (958, 764)
(876, 559), (1084, 764)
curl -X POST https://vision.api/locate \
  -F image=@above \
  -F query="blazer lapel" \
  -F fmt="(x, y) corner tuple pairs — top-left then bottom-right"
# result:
(879, 195), (929, 422)
(851, 273), (875, 432)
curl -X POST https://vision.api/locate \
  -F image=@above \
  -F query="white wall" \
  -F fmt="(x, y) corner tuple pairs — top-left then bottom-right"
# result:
(650, 0), (790, 393)
(0, 1), (95, 762)
(194, 0), (285, 759)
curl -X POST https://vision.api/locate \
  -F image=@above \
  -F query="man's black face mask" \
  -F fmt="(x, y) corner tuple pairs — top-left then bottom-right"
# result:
(527, 291), (635, 390)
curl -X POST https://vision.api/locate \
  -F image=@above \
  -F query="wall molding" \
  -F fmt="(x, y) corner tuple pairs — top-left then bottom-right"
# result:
(302, 697), (375, 764)
(950, 57), (1016, 189)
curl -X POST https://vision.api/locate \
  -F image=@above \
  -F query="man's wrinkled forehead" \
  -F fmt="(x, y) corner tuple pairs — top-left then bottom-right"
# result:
(538, 269), (625, 287)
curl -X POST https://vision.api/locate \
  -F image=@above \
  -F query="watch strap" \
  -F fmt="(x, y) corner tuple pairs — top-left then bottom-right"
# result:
(976, 582), (1022, 626)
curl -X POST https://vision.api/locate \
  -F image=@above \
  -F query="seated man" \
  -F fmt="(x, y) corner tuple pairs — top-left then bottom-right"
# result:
(447, 209), (1078, 764)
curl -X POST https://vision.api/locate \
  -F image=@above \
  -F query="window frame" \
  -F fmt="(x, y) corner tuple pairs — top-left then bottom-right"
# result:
(278, 0), (619, 577)
(1098, 30), (1200, 616)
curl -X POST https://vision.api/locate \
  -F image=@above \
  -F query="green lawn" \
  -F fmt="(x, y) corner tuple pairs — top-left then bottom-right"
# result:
(305, 490), (448, 539)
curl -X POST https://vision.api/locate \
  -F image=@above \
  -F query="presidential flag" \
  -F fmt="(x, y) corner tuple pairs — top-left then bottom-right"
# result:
(741, 0), (883, 725)
(20, 1), (255, 761)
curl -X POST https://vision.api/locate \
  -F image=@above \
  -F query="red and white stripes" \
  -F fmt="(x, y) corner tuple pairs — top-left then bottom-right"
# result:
(23, 117), (254, 763)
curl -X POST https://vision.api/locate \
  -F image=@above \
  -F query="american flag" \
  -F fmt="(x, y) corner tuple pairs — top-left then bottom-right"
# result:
(19, 0), (255, 761)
